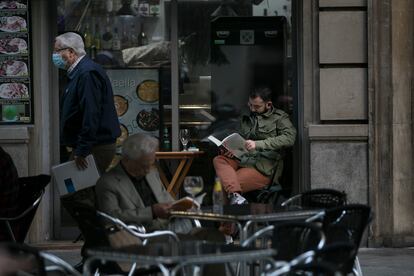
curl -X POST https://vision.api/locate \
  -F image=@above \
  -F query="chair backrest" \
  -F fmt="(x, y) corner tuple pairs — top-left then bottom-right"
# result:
(272, 222), (325, 262)
(69, 203), (111, 252)
(301, 189), (347, 208)
(283, 188), (347, 209)
(314, 242), (357, 274)
(0, 175), (51, 242)
(322, 204), (372, 248)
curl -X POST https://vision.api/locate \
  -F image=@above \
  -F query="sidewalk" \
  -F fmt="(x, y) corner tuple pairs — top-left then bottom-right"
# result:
(37, 244), (414, 275)
(358, 247), (414, 276)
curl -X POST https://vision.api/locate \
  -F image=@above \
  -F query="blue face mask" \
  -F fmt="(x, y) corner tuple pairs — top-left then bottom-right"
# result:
(52, 53), (67, 69)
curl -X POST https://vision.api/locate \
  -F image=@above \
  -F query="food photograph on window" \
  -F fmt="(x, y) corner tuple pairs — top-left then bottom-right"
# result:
(0, 0), (32, 124)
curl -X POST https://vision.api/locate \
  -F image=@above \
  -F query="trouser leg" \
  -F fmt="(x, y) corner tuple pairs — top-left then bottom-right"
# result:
(69, 143), (117, 174)
(213, 155), (241, 193)
(90, 143), (117, 174)
(236, 167), (271, 193)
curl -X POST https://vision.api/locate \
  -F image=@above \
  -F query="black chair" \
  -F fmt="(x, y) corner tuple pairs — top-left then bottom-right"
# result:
(0, 174), (51, 242)
(243, 222), (325, 263)
(283, 262), (343, 276)
(271, 222), (326, 262)
(281, 188), (347, 209)
(314, 242), (357, 275)
(317, 204), (372, 276)
(61, 202), (124, 274)
(244, 154), (293, 205)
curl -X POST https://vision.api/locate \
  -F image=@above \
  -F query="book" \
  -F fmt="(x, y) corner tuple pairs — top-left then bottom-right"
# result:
(51, 154), (100, 196)
(207, 133), (248, 160)
(171, 196), (200, 211)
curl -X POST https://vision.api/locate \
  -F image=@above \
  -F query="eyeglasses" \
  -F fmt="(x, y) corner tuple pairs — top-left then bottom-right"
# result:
(247, 101), (266, 110)
(53, 47), (71, 53)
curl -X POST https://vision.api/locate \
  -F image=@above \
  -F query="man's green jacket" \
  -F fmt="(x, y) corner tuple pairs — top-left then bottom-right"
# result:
(239, 107), (296, 184)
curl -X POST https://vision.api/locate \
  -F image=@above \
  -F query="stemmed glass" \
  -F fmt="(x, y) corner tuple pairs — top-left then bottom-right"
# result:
(183, 176), (204, 209)
(179, 129), (190, 151)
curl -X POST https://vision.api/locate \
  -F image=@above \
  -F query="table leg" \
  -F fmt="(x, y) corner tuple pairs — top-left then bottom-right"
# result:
(167, 159), (187, 195)
(171, 158), (194, 197)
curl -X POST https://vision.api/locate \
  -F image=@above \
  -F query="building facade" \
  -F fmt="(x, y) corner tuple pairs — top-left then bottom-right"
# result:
(0, 0), (412, 246)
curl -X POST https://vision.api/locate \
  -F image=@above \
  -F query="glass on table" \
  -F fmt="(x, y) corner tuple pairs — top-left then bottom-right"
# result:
(179, 128), (190, 151)
(183, 176), (204, 210)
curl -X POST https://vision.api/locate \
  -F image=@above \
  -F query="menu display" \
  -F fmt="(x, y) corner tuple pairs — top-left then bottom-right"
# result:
(106, 69), (159, 148)
(0, 0), (31, 124)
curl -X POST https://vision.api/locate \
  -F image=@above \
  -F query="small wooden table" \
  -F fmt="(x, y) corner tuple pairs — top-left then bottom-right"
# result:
(155, 151), (204, 198)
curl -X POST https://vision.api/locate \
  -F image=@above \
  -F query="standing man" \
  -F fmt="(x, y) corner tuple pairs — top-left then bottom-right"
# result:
(213, 86), (296, 204)
(53, 32), (120, 173)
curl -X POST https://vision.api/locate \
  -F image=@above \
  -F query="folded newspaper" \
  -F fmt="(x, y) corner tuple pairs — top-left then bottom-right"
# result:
(208, 133), (248, 160)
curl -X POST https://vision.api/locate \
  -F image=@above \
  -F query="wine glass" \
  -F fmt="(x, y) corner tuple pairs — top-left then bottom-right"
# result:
(179, 129), (190, 151)
(183, 176), (204, 201)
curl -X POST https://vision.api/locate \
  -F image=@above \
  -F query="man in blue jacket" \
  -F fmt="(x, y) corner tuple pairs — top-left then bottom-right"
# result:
(53, 32), (120, 173)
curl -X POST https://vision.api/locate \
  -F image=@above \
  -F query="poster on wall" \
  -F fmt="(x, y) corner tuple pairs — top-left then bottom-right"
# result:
(106, 68), (160, 149)
(0, 0), (32, 124)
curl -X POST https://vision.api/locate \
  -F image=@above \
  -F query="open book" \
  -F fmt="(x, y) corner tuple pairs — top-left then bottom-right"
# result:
(171, 196), (200, 211)
(208, 133), (248, 160)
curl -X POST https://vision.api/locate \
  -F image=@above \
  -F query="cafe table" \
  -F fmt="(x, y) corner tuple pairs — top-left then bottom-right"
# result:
(170, 204), (322, 243)
(155, 151), (204, 198)
(84, 241), (276, 276)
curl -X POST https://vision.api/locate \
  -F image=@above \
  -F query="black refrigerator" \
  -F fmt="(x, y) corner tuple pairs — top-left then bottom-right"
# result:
(210, 16), (288, 138)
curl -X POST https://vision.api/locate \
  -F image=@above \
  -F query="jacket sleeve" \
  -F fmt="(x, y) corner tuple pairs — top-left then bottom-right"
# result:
(95, 178), (154, 224)
(255, 113), (297, 151)
(74, 71), (104, 157)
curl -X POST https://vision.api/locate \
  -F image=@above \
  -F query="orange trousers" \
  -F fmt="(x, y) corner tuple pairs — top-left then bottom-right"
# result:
(213, 155), (271, 194)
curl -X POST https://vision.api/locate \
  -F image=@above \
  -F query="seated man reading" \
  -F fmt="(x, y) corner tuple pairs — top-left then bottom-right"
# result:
(95, 133), (223, 241)
(213, 86), (296, 205)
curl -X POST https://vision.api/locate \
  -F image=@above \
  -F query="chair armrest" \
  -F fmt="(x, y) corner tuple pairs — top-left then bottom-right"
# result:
(305, 211), (325, 223)
(39, 252), (81, 276)
(0, 189), (44, 221)
(280, 194), (301, 207)
(97, 211), (180, 244)
(289, 250), (315, 267)
(241, 225), (274, 247)
(127, 224), (146, 234)
(192, 219), (202, 228)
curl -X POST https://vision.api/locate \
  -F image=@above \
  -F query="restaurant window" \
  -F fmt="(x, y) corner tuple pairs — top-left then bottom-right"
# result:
(55, 0), (171, 238)
(167, 0), (296, 193)
(54, 0), (297, 237)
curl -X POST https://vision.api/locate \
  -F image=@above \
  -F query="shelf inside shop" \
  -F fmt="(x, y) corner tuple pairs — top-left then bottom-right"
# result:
(163, 122), (212, 126)
(163, 105), (211, 110)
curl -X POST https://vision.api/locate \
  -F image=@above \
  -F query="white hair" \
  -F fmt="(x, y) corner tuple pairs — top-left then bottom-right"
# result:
(122, 133), (159, 160)
(55, 32), (86, 56)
